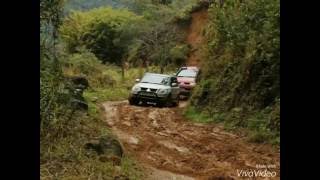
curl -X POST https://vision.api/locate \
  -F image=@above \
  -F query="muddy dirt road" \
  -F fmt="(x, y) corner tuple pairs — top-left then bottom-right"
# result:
(103, 101), (280, 179)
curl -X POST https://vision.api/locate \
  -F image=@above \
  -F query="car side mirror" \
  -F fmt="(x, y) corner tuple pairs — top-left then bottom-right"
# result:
(171, 82), (178, 87)
(135, 79), (140, 82)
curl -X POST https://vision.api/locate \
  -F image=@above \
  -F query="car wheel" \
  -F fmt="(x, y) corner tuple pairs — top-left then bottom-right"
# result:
(128, 98), (139, 106)
(165, 100), (173, 107)
(141, 101), (148, 106)
(165, 95), (174, 107)
(172, 97), (179, 107)
(158, 99), (170, 108)
(157, 101), (165, 108)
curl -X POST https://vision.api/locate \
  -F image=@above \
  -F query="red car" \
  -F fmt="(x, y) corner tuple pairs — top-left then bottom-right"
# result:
(176, 66), (200, 97)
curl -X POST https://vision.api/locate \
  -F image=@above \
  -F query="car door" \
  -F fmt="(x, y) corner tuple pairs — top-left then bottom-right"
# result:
(170, 77), (180, 99)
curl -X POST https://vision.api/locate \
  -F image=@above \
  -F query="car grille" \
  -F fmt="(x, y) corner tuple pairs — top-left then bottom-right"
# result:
(140, 88), (158, 92)
(138, 91), (156, 97)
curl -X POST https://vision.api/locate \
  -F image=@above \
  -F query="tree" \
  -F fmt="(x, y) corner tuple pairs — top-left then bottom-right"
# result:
(60, 7), (142, 65)
(40, 0), (66, 128)
(41, 0), (64, 48)
(132, 20), (185, 72)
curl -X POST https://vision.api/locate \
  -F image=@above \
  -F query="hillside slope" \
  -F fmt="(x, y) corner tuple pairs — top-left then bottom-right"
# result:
(190, 0), (280, 144)
(186, 8), (208, 66)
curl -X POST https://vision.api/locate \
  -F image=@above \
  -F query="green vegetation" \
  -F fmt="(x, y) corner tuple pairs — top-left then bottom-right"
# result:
(123, 0), (205, 70)
(184, 101), (280, 145)
(60, 1), (201, 72)
(41, 44), (155, 178)
(60, 7), (143, 64)
(170, 44), (191, 66)
(41, 58), (145, 179)
(41, 1), (143, 179)
(41, 0), (280, 178)
(64, 0), (127, 13)
(40, 108), (144, 179)
(41, 1), (198, 178)
(189, 0), (280, 145)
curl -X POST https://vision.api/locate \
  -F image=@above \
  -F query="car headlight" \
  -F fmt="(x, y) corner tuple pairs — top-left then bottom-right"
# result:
(132, 86), (140, 93)
(157, 89), (170, 94)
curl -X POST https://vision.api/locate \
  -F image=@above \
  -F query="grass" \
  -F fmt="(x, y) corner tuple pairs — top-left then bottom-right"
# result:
(40, 104), (144, 179)
(183, 105), (280, 146)
(184, 106), (213, 124)
(42, 53), (183, 180)
(84, 87), (130, 103)
(41, 63), (148, 179)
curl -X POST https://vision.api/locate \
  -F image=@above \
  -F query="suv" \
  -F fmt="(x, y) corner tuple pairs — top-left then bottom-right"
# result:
(176, 66), (200, 97)
(128, 73), (180, 107)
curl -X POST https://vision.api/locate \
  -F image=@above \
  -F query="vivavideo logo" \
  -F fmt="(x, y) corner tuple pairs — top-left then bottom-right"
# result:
(237, 164), (277, 178)
(237, 169), (277, 178)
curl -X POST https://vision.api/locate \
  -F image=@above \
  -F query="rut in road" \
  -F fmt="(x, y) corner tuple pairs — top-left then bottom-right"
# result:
(102, 101), (280, 180)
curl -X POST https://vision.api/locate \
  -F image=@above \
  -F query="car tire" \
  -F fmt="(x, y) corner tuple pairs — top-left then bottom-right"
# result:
(128, 98), (139, 106)
(165, 99), (173, 107)
(172, 97), (179, 107)
(157, 101), (165, 108)
(158, 94), (174, 108)
(141, 101), (148, 106)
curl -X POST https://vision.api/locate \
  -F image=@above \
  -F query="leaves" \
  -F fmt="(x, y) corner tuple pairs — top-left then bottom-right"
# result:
(191, 0), (280, 139)
(60, 7), (142, 64)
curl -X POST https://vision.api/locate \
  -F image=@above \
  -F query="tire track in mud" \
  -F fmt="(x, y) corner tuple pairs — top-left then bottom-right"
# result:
(102, 101), (280, 180)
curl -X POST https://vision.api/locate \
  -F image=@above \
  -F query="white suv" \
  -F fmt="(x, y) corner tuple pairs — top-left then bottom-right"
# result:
(128, 73), (180, 107)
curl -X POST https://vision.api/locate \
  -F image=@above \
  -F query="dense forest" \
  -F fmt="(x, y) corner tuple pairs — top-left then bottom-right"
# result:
(41, 0), (280, 179)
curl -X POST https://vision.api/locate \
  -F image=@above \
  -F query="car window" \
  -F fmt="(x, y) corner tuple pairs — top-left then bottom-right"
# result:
(170, 77), (178, 85)
(140, 74), (170, 85)
(171, 77), (177, 83)
(177, 69), (197, 77)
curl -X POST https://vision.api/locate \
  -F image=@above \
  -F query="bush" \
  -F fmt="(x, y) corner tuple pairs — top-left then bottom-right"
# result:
(169, 44), (191, 66)
(62, 50), (116, 88)
(40, 110), (143, 179)
(171, 0), (203, 25)
(60, 7), (142, 64)
(42, 2), (144, 179)
(41, 52), (145, 179)
(189, 0), (280, 145)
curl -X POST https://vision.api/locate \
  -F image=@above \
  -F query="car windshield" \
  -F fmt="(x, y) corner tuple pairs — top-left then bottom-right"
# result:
(177, 69), (197, 78)
(140, 74), (170, 85)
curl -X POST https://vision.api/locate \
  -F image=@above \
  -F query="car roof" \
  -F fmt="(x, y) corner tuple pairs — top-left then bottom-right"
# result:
(145, 72), (172, 77)
(180, 66), (199, 71)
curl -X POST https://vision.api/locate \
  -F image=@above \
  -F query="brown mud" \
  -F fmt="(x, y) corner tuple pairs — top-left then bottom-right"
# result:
(103, 101), (280, 180)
